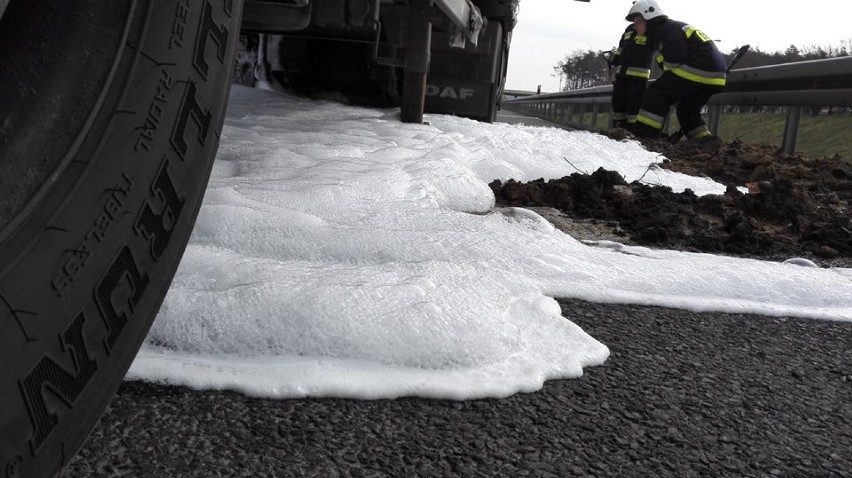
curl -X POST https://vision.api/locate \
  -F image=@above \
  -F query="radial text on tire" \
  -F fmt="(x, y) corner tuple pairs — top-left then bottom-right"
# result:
(0, 1), (243, 476)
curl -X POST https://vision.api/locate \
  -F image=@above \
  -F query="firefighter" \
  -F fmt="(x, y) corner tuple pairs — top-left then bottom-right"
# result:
(625, 0), (727, 140)
(610, 22), (654, 129)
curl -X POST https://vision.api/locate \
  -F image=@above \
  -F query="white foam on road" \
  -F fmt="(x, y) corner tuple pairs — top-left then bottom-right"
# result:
(127, 86), (852, 400)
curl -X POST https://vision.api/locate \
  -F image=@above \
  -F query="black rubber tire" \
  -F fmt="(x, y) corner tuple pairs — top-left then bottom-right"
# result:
(0, 1), (243, 477)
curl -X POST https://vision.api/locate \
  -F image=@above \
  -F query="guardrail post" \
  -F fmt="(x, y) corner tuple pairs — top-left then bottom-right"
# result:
(781, 106), (802, 155)
(708, 104), (722, 135)
(592, 103), (600, 131)
(566, 105), (574, 126)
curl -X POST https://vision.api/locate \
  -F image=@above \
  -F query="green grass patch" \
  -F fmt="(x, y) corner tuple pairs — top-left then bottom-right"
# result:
(716, 113), (852, 160)
(544, 108), (852, 161)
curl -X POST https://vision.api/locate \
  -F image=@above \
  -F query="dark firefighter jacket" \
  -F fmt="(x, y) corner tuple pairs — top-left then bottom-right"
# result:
(612, 25), (654, 80)
(646, 19), (727, 86)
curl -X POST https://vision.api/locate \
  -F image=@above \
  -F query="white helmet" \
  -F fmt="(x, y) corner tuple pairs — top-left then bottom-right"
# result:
(626, 0), (666, 21)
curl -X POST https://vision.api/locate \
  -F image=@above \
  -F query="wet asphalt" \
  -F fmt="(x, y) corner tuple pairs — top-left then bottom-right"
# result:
(63, 298), (852, 478)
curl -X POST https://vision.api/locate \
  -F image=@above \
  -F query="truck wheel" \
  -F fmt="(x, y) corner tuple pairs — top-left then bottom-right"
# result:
(0, 0), (242, 477)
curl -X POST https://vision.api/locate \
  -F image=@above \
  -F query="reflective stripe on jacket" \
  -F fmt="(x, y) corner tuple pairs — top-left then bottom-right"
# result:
(612, 25), (654, 80)
(647, 19), (727, 86)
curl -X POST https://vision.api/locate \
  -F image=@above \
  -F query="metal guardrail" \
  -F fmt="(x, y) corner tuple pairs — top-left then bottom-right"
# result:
(503, 56), (852, 154)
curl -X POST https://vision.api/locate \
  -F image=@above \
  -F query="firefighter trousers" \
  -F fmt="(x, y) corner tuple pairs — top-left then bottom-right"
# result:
(611, 76), (647, 127)
(633, 72), (724, 138)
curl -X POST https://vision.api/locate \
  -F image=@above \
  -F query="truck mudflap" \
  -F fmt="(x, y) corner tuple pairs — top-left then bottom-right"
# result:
(425, 20), (504, 122)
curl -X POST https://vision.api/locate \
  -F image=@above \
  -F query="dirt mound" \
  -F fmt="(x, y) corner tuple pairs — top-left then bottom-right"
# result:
(490, 133), (852, 265)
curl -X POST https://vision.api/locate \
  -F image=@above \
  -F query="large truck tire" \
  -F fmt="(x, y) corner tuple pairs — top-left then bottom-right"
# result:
(0, 0), (243, 477)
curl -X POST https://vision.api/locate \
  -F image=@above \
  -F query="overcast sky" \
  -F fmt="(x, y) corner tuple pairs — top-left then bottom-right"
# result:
(506, 0), (852, 92)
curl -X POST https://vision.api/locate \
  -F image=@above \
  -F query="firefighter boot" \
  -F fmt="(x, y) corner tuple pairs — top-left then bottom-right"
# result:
(628, 121), (664, 139)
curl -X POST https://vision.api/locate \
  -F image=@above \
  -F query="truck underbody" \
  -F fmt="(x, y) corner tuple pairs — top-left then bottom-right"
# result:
(236, 0), (519, 122)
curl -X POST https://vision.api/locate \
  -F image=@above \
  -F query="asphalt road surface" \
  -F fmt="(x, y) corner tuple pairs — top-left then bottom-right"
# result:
(64, 298), (852, 478)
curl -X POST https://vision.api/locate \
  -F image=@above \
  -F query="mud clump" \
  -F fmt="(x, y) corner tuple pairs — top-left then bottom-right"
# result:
(490, 135), (852, 265)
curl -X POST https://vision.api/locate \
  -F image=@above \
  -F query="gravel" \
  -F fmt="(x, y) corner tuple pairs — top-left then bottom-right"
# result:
(64, 298), (852, 478)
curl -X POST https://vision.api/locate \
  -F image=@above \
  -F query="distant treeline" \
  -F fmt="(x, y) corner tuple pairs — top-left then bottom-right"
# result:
(554, 40), (852, 91)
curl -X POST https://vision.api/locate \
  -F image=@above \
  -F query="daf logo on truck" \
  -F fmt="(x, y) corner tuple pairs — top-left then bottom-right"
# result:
(426, 84), (475, 100)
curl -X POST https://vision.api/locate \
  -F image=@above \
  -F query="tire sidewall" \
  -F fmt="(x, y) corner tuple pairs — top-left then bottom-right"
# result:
(0, 1), (243, 476)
